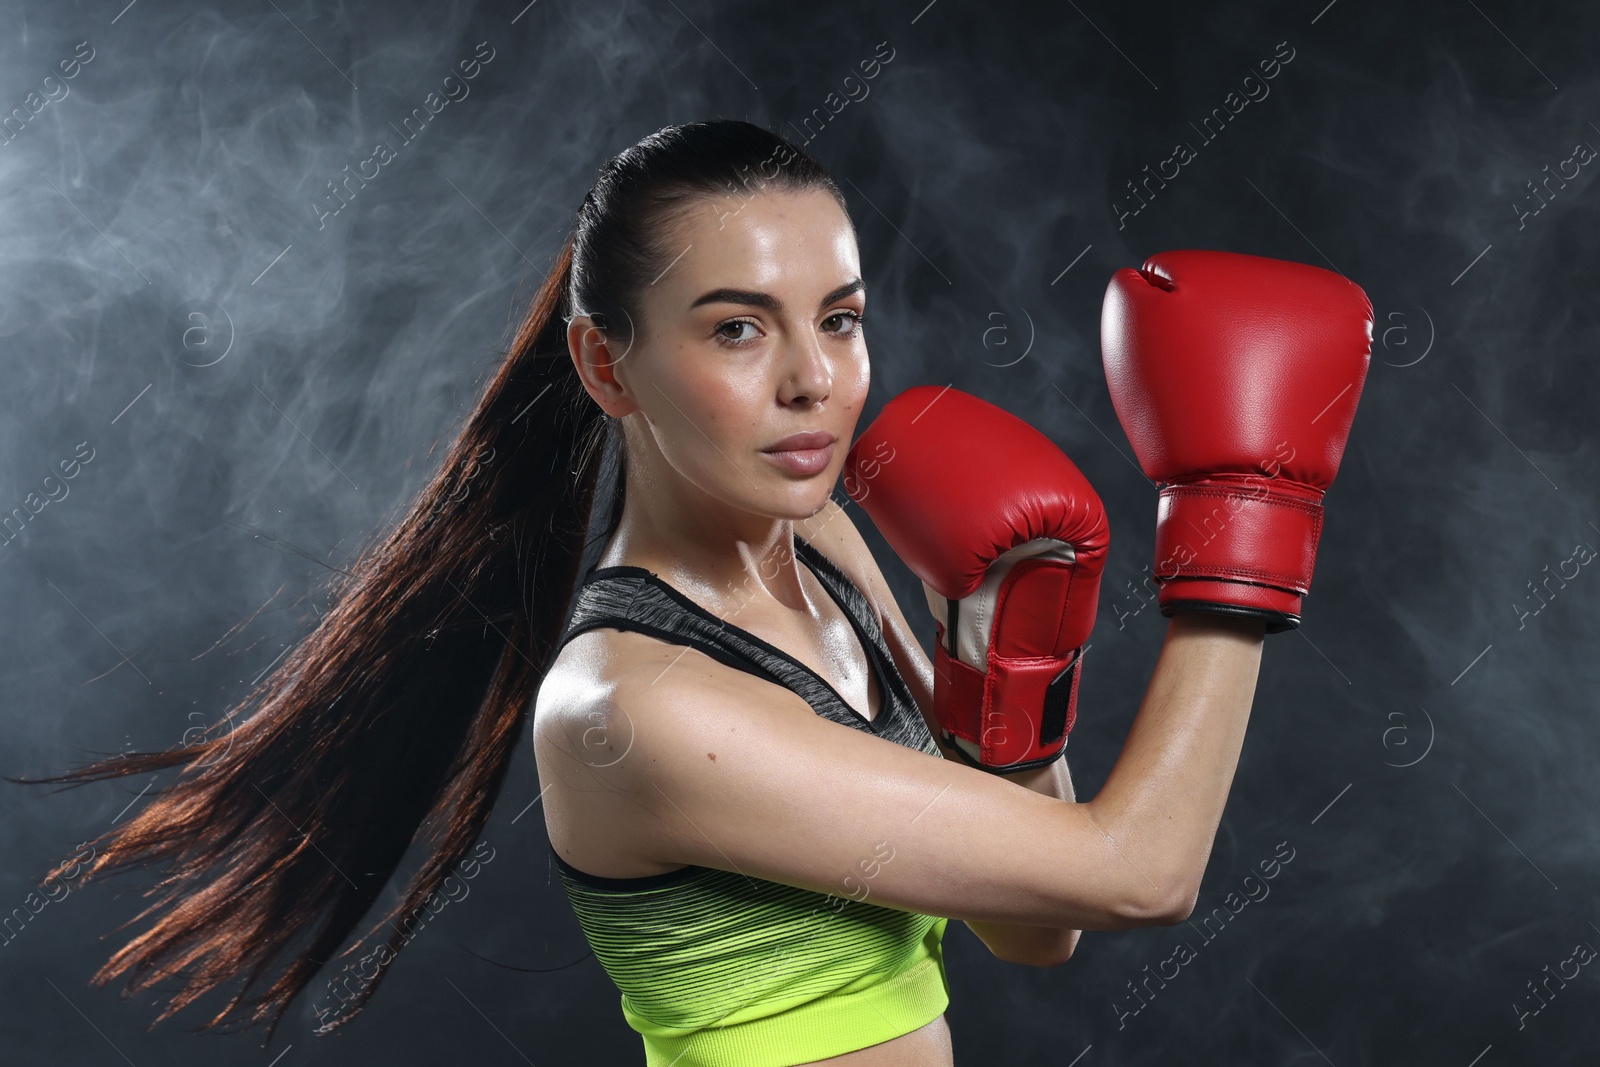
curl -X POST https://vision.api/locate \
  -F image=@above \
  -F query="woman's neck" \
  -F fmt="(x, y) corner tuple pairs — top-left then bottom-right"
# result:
(597, 499), (810, 616)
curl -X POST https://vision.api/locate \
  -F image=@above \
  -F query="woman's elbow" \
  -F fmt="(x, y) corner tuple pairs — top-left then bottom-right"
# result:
(1117, 881), (1199, 928)
(994, 929), (1081, 968)
(1007, 950), (1073, 969)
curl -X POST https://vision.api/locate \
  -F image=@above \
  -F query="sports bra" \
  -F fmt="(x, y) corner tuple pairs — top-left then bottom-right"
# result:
(549, 532), (951, 1066)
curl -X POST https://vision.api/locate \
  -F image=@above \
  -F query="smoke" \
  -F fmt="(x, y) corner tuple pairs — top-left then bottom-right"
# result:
(3, 1), (1599, 1064)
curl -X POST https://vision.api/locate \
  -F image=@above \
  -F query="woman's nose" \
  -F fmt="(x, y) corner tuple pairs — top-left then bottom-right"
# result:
(779, 333), (832, 406)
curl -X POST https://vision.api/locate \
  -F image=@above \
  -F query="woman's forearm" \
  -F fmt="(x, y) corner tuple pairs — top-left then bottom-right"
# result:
(1086, 613), (1266, 917)
(955, 742), (1085, 965)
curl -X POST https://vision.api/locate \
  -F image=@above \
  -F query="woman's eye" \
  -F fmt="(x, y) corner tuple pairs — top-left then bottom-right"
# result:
(714, 319), (759, 346)
(824, 311), (866, 337)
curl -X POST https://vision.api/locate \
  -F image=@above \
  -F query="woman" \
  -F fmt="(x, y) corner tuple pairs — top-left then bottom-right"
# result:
(531, 122), (1294, 1067)
(12, 119), (1366, 1064)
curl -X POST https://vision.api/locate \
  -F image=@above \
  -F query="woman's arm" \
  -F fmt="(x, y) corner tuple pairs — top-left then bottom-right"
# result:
(803, 497), (1264, 963)
(957, 759), (1083, 966)
(535, 503), (1261, 942)
(1088, 612), (1264, 918)
(537, 601), (1264, 935)
(883, 580), (1264, 964)
(862, 531), (1084, 966)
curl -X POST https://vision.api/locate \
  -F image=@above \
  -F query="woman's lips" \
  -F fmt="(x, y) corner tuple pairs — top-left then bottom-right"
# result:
(760, 436), (835, 476)
(764, 431), (835, 451)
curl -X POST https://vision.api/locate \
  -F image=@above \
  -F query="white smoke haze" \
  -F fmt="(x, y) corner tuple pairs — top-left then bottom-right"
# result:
(2, 2), (1597, 1064)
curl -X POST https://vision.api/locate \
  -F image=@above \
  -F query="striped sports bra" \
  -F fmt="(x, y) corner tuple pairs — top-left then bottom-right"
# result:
(549, 532), (951, 1066)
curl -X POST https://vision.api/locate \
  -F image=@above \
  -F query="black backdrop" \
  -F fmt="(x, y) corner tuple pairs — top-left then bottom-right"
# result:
(4, 1), (1598, 1064)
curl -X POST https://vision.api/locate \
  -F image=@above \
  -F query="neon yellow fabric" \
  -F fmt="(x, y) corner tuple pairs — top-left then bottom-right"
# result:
(553, 532), (953, 1063)
(554, 854), (950, 1066)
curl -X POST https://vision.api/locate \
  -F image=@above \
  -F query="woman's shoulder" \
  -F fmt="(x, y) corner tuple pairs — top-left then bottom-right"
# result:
(534, 625), (741, 877)
(537, 624), (716, 730)
(534, 610), (824, 878)
(535, 615), (813, 764)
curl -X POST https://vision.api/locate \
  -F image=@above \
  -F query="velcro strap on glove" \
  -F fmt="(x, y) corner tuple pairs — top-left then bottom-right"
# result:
(932, 634), (1080, 773)
(1154, 477), (1324, 595)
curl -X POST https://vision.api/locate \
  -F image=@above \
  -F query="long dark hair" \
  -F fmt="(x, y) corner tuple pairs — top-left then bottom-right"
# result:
(7, 119), (844, 1044)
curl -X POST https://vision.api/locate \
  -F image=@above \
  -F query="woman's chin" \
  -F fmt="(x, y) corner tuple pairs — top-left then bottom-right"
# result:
(748, 482), (838, 522)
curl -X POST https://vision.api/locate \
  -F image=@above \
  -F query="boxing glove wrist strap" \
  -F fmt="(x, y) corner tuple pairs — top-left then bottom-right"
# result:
(1155, 477), (1324, 589)
(931, 633), (1081, 773)
(1152, 476), (1325, 631)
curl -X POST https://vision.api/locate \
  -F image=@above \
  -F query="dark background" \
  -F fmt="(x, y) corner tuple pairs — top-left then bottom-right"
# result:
(4, 0), (1598, 1064)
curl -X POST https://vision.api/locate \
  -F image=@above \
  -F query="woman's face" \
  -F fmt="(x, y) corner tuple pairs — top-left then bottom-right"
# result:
(571, 186), (870, 531)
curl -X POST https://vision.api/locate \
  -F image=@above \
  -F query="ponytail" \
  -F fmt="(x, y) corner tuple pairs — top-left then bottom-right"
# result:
(9, 234), (613, 1043)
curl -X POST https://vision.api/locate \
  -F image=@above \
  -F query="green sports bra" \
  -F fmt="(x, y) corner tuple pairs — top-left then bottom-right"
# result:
(550, 533), (951, 1066)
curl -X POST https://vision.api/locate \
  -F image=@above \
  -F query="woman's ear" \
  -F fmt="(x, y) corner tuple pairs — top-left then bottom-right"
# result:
(568, 314), (638, 417)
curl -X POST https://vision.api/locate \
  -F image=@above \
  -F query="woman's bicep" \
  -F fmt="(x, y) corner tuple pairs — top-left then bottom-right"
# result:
(613, 670), (1166, 931)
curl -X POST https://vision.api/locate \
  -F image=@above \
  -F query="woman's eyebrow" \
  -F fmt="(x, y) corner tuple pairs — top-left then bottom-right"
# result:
(689, 277), (865, 312)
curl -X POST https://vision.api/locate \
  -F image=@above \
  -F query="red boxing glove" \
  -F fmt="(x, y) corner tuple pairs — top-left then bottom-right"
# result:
(1100, 250), (1373, 632)
(844, 386), (1109, 773)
